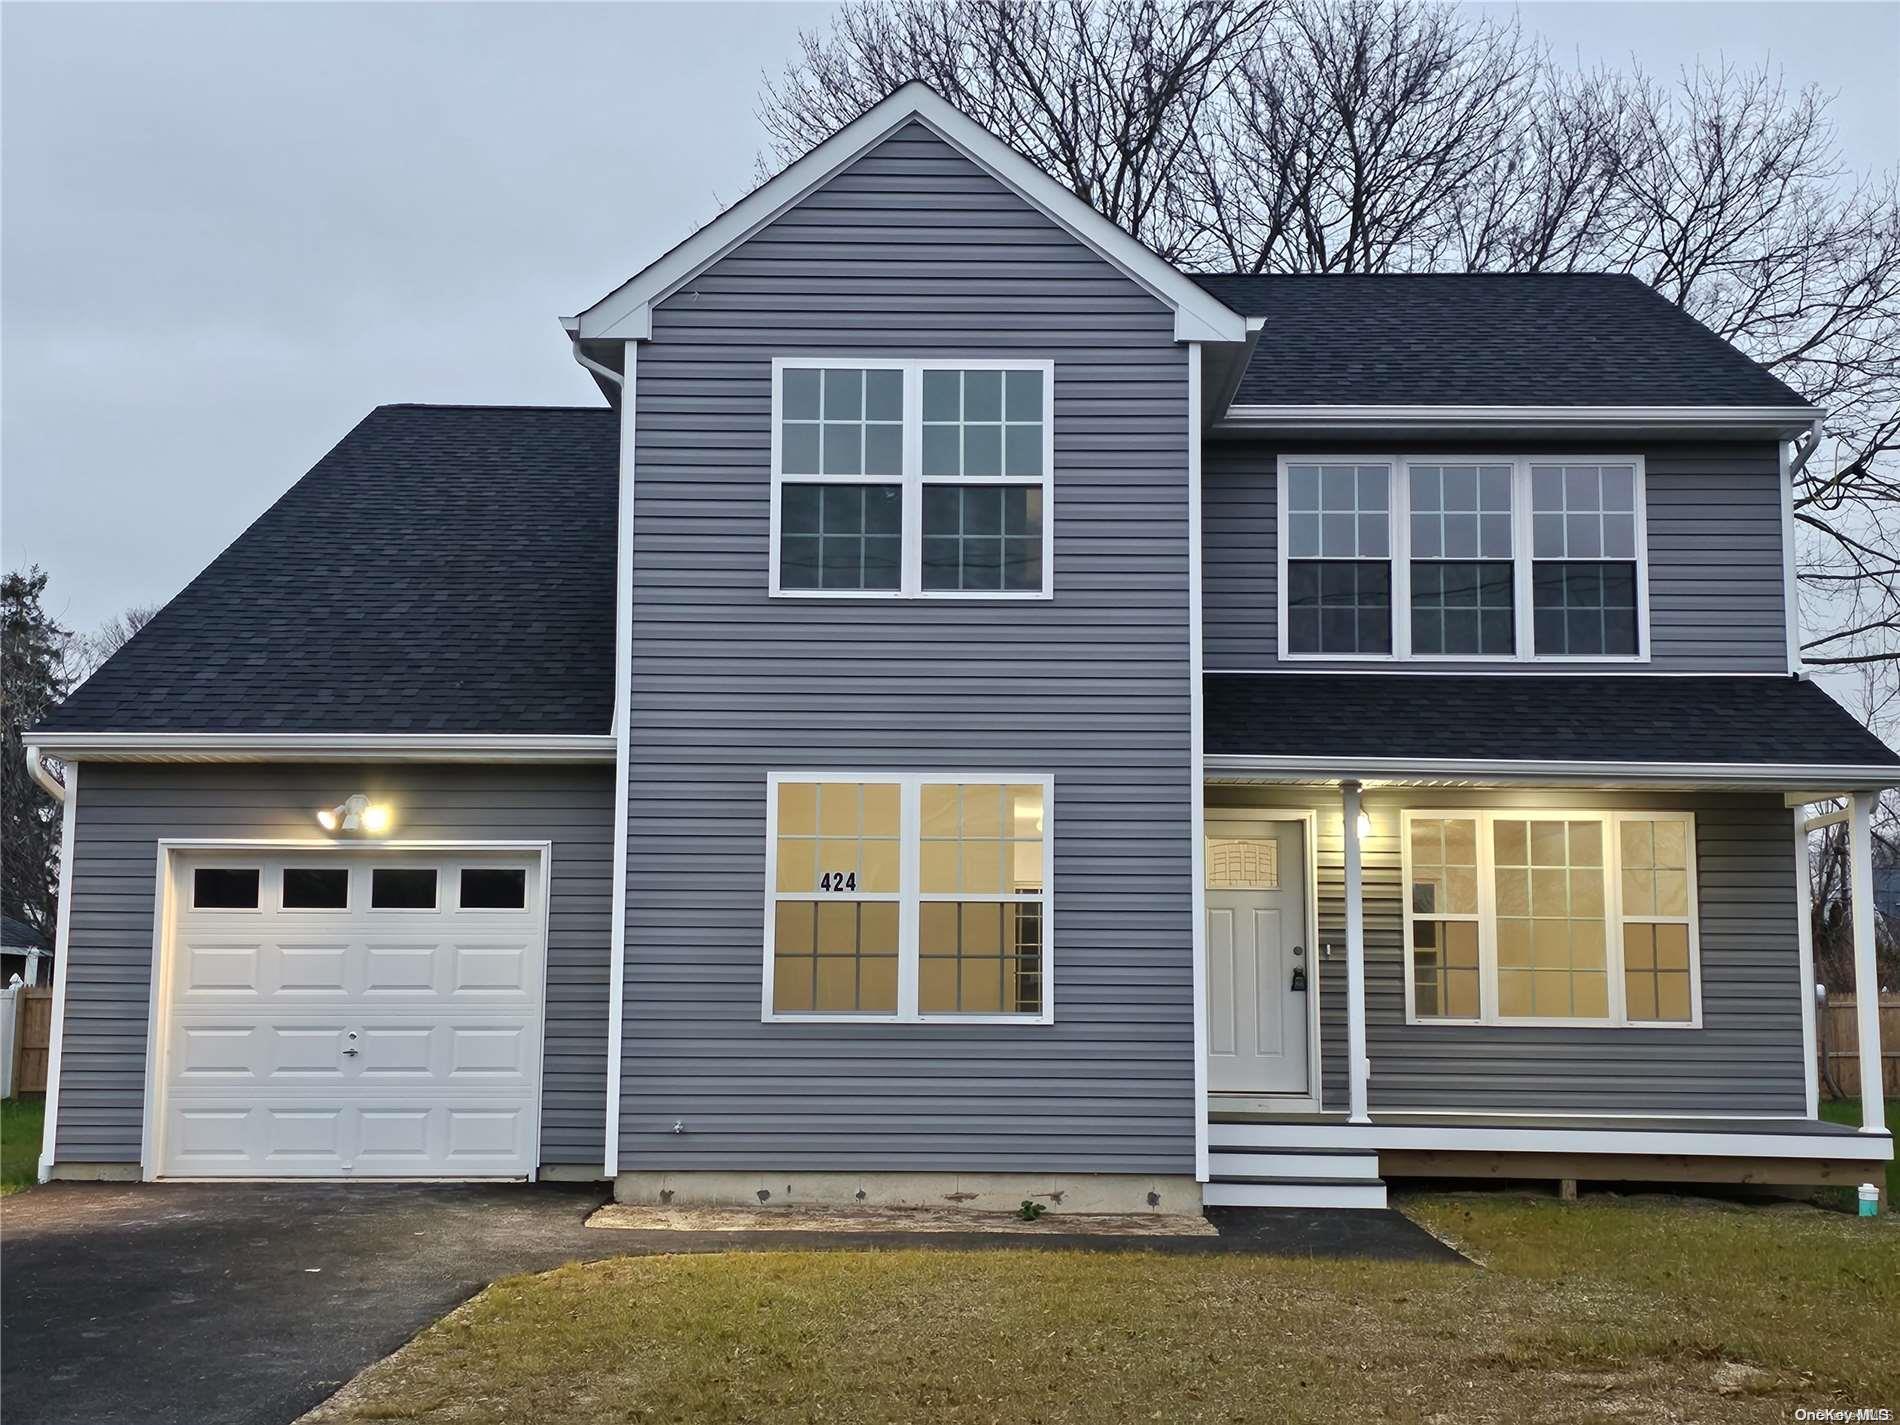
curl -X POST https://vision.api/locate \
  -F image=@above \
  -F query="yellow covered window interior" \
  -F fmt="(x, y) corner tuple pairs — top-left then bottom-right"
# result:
(1401, 809), (1698, 1026)
(767, 776), (1051, 1021)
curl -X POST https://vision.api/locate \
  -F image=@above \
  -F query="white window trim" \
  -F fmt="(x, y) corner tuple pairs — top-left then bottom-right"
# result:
(769, 357), (1055, 601)
(1275, 454), (1650, 663)
(1399, 808), (1702, 1029)
(761, 770), (1056, 1025)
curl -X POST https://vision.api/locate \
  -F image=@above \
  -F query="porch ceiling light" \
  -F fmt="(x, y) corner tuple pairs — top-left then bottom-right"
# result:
(318, 793), (394, 836)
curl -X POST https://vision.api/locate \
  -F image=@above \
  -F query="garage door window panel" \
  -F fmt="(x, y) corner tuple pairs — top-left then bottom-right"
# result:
(459, 867), (528, 910)
(371, 868), (438, 910)
(193, 867), (260, 910)
(283, 867), (350, 910)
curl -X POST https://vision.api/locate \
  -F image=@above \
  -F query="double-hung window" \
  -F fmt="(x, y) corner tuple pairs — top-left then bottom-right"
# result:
(1279, 456), (1645, 660)
(1284, 462), (1392, 654)
(1402, 809), (1700, 1027)
(772, 359), (1054, 598)
(1530, 463), (1641, 656)
(765, 773), (1053, 1023)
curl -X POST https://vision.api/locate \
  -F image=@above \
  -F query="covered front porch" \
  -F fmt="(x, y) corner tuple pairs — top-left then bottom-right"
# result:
(1194, 673), (1897, 1209)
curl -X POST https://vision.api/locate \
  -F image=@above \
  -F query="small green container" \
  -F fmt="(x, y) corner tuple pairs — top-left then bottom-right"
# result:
(1859, 1184), (1880, 1218)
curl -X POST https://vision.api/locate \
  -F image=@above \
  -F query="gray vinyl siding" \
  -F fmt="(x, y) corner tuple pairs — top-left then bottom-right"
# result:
(1203, 438), (1789, 672)
(623, 120), (1195, 1173)
(53, 763), (615, 1166)
(1208, 785), (1806, 1114)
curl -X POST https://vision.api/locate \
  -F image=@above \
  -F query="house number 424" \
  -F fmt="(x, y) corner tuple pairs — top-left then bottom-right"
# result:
(818, 872), (858, 892)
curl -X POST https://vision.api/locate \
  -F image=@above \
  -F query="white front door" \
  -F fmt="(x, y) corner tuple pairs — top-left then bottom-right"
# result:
(1205, 819), (1310, 1095)
(157, 849), (545, 1179)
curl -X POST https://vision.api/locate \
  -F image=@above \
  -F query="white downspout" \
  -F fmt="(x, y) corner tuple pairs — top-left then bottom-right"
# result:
(24, 745), (65, 804)
(1780, 418), (1822, 676)
(32, 755), (78, 1182)
(572, 339), (635, 1186)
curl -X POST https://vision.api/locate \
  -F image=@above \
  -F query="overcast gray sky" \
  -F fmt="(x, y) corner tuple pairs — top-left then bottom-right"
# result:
(4, 1), (1897, 635)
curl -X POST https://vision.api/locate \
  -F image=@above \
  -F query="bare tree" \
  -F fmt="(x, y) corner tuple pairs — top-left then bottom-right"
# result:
(762, 0), (1900, 673)
(67, 601), (161, 684)
(761, 0), (1281, 262)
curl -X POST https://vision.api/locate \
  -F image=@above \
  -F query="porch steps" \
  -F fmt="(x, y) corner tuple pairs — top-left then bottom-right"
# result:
(1205, 1144), (1388, 1210)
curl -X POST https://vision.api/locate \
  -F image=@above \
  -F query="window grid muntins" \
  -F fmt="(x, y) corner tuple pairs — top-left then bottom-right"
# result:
(1286, 462), (1392, 656)
(1530, 462), (1640, 657)
(774, 361), (1051, 598)
(1278, 456), (1646, 662)
(1619, 817), (1695, 1022)
(1400, 809), (1700, 1027)
(1494, 818), (1608, 1020)
(1410, 463), (1515, 657)
(1408, 817), (1480, 1020)
(767, 776), (1051, 1021)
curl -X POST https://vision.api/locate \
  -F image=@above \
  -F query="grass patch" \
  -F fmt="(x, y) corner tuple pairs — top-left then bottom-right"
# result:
(1, 1097), (44, 1194)
(304, 1192), (1897, 1425)
(1820, 1096), (1898, 1200)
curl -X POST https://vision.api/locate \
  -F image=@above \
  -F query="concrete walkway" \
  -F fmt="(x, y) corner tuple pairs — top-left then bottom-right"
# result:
(1, 1181), (1460, 1425)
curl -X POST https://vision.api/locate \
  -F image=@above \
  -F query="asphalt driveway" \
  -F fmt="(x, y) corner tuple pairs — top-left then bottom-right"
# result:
(1, 1180), (620, 1425)
(1, 1182), (1458, 1425)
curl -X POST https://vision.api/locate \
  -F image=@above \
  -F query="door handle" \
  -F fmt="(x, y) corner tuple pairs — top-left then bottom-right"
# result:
(343, 1047), (359, 1057)
(344, 1030), (359, 1058)
(1290, 947), (1306, 992)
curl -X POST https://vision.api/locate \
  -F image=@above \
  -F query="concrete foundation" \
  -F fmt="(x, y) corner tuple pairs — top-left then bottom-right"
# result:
(612, 1170), (1202, 1215)
(539, 1163), (610, 1183)
(48, 1162), (141, 1182)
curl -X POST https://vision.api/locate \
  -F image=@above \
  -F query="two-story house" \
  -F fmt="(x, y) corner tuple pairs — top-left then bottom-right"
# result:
(26, 84), (1893, 1211)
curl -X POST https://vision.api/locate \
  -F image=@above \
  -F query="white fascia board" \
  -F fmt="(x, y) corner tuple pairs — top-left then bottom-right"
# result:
(1203, 753), (1900, 792)
(570, 81), (1246, 346)
(34, 732), (617, 764)
(1221, 404), (1823, 437)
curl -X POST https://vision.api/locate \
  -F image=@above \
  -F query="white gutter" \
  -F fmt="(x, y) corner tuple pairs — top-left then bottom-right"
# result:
(1220, 404), (1823, 436)
(1204, 753), (1900, 791)
(26, 733), (616, 763)
(23, 744), (66, 802)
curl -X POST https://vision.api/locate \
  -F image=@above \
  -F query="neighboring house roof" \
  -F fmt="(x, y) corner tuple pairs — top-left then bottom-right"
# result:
(1189, 273), (1813, 409)
(569, 81), (1249, 347)
(36, 405), (618, 736)
(1204, 674), (1900, 771)
(1, 914), (49, 953)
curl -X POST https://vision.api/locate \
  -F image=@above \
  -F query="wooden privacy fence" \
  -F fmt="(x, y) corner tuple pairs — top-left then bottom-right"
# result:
(5, 986), (54, 1096)
(1818, 994), (1900, 1099)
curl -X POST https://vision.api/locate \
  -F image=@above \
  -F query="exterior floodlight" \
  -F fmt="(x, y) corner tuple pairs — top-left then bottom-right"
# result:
(318, 794), (393, 836)
(1356, 810), (1373, 841)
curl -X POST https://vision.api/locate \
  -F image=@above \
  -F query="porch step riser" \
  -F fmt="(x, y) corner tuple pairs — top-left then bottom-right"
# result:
(1211, 1123), (1374, 1152)
(1208, 1151), (1381, 1180)
(1204, 1180), (1389, 1210)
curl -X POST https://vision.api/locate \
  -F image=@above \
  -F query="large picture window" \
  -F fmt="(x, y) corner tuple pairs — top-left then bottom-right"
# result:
(773, 360), (1053, 599)
(1401, 809), (1699, 1026)
(765, 773), (1053, 1022)
(1278, 456), (1647, 661)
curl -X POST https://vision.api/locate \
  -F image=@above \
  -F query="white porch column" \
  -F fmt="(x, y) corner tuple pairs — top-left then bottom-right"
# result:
(1793, 807), (1819, 1118)
(1848, 792), (1887, 1134)
(1342, 780), (1370, 1124)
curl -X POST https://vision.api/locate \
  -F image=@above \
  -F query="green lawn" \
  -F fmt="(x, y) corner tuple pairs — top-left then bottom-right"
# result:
(304, 1193), (1897, 1425)
(1, 1097), (44, 1194)
(1819, 1095), (1898, 1200)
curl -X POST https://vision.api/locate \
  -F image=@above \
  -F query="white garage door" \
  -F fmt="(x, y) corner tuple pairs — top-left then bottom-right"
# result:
(157, 849), (546, 1179)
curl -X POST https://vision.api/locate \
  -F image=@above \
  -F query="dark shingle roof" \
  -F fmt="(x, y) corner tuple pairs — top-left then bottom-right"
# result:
(1, 914), (48, 951)
(1205, 674), (1900, 767)
(37, 405), (617, 735)
(1190, 273), (1811, 408)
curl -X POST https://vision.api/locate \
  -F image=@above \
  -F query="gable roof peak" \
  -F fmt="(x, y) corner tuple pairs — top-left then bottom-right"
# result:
(568, 82), (1246, 347)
